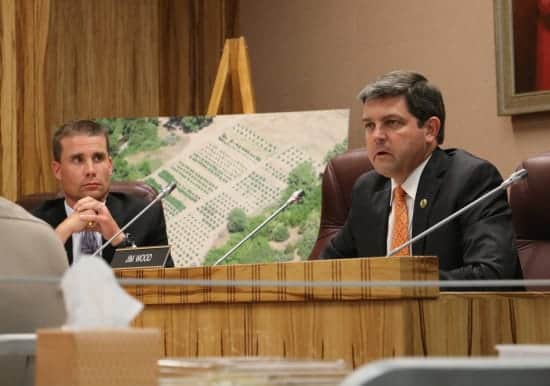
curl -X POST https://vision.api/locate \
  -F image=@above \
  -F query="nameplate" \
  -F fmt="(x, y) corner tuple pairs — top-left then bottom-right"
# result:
(111, 245), (171, 269)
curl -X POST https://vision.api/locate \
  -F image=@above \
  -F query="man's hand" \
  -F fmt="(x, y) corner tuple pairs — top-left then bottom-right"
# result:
(55, 196), (126, 246)
(55, 208), (97, 243)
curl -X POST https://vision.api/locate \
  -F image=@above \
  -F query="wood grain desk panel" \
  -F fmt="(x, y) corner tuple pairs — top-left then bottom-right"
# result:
(117, 256), (439, 303)
(117, 258), (550, 368)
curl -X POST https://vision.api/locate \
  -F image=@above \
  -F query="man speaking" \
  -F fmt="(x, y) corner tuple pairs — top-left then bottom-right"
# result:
(33, 119), (173, 266)
(321, 71), (522, 284)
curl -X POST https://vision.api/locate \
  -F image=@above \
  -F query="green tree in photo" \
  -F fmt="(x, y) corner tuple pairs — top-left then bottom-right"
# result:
(271, 223), (289, 242)
(295, 209), (320, 259)
(112, 157), (132, 181)
(227, 208), (247, 233)
(137, 160), (152, 176)
(96, 118), (165, 182)
(164, 116), (213, 133)
(323, 138), (348, 164)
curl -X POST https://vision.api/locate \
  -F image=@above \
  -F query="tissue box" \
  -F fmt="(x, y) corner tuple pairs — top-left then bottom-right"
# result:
(35, 328), (161, 386)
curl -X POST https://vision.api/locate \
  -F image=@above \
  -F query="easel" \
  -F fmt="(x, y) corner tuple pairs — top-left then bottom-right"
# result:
(207, 37), (256, 115)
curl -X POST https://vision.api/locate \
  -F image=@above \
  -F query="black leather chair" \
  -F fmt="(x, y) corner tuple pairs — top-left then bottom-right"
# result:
(308, 148), (372, 259)
(509, 152), (550, 290)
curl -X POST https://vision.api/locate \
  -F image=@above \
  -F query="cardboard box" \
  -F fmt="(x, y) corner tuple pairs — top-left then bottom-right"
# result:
(35, 328), (161, 386)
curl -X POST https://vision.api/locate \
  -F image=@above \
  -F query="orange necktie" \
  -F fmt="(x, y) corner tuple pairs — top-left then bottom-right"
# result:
(390, 186), (410, 256)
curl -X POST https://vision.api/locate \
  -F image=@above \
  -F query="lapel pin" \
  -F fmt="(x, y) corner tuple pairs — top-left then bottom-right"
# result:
(419, 198), (428, 209)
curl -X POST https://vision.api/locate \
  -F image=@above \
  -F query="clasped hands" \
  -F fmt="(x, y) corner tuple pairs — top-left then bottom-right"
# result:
(56, 196), (125, 246)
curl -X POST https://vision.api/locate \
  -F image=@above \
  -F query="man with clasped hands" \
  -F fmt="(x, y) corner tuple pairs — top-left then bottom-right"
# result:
(321, 71), (522, 286)
(33, 119), (173, 266)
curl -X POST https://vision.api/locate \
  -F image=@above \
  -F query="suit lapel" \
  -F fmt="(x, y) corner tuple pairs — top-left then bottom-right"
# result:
(101, 194), (120, 263)
(411, 148), (450, 255)
(66, 238), (74, 265)
(48, 200), (74, 264)
(370, 179), (391, 256)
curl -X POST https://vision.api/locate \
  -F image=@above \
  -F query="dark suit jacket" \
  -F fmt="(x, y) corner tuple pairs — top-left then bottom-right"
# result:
(321, 148), (522, 286)
(32, 192), (173, 267)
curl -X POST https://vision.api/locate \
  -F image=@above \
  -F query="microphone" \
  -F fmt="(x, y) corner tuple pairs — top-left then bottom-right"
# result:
(213, 189), (305, 266)
(286, 189), (305, 205)
(387, 169), (527, 257)
(92, 181), (177, 257)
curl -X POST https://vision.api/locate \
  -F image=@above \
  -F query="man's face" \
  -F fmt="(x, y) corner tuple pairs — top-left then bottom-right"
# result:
(52, 135), (112, 207)
(363, 96), (439, 184)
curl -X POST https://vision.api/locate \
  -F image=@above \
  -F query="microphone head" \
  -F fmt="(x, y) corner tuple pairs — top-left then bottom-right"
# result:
(161, 181), (177, 198)
(501, 168), (528, 188)
(512, 168), (528, 182)
(288, 189), (305, 204)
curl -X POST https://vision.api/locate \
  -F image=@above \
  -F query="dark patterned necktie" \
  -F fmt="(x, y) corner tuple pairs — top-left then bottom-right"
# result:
(80, 231), (100, 255)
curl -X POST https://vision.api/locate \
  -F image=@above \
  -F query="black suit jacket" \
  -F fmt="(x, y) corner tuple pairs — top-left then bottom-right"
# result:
(32, 192), (173, 267)
(321, 148), (522, 285)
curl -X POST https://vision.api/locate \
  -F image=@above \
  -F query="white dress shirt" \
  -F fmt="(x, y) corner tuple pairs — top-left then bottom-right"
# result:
(386, 155), (431, 254)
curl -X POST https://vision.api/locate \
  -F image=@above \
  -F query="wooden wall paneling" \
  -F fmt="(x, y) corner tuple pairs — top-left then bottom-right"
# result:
(0, 0), (18, 200)
(159, 0), (239, 116)
(27, 0), (163, 197)
(159, 0), (195, 116)
(0, 0), (17, 199)
(1, 0), (238, 198)
(44, 0), (161, 122)
(17, 0), (55, 197)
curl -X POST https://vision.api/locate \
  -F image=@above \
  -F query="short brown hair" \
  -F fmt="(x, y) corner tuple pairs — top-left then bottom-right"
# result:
(358, 70), (446, 144)
(52, 120), (110, 161)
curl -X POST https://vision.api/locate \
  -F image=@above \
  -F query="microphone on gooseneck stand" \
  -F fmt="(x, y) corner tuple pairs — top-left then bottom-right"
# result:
(387, 169), (528, 257)
(92, 181), (177, 257)
(212, 189), (305, 266)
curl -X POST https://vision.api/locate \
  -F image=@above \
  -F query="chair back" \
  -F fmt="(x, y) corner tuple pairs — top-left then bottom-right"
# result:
(509, 152), (550, 289)
(17, 181), (158, 212)
(309, 148), (372, 259)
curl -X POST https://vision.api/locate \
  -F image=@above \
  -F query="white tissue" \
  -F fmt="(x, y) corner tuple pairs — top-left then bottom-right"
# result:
(60, 256), (143, 329)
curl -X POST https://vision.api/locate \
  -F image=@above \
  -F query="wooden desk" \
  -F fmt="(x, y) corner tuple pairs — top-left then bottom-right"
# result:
(117, 257), (550, 368)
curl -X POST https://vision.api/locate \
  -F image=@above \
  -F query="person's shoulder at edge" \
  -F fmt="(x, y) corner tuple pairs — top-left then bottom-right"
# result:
(31, 196), (65, 214)
(444, 148), (502, 171)
(442, 148), (505, 185)
(0, 196), (57, 226)
(0, 196), (69, 264)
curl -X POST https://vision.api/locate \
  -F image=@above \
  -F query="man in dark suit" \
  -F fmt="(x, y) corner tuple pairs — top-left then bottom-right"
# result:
(321, 71), (522, 283)
(32, 119), (173, 266)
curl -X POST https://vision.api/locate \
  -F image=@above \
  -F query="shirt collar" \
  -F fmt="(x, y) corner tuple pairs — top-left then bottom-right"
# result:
(64, 200), (74, 216)
(390, 154), (432, 204)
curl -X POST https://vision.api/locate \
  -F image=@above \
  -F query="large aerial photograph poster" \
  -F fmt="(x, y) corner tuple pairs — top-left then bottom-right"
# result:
(96, 110), (349, 267)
